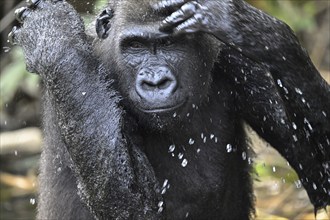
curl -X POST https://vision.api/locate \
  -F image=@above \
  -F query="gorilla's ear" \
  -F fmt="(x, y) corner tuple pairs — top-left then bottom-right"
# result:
(96, 8), (114, 39)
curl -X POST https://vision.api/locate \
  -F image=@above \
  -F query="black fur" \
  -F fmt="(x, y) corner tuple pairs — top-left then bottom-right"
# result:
(10, 0), (329, 219)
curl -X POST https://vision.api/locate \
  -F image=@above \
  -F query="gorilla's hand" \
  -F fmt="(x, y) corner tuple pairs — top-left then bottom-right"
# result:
(153, 0), (238, 42)
(9, 0), (86, 75)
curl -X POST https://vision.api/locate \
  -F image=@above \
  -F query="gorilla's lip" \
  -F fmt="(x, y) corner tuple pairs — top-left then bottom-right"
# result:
(138, 100), (186, 114)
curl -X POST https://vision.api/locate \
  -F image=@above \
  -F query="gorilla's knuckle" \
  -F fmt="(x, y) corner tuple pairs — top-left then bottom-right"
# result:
(15, 7), (30, 23)
(8, 26), (19, 45)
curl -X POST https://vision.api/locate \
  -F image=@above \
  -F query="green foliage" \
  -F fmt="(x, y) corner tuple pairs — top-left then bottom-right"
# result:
(254, 162), (299, 184)
(0, 48), (40, 111)
(248, 0), (317, 32)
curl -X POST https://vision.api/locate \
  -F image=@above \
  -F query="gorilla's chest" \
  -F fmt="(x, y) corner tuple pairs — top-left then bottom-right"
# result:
(146, 141), (231, 218)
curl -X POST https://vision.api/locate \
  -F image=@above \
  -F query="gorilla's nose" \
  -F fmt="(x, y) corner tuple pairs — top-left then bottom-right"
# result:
(136, 67), (177, 100)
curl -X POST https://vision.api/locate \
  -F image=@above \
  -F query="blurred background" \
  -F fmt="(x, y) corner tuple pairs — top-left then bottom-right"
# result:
(0, 0), (329, 219)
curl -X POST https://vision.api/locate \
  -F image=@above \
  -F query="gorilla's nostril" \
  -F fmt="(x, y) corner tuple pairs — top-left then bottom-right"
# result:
(158, 78), (172, 90)
(142, 81), (157, 91)
(141, 77), (174, 92)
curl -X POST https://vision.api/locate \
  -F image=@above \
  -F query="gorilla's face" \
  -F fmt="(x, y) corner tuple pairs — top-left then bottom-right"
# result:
(97, 6), (219, 130)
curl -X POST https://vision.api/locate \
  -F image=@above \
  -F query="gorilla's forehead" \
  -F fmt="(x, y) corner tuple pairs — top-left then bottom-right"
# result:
(118, 24), (170, 41)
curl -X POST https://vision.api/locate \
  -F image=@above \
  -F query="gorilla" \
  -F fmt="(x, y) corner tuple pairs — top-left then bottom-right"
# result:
(10, 0), (329, 219)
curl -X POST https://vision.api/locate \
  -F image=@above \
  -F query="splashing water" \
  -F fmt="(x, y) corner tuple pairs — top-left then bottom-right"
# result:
(30, 198), (36, 205)
(188, 138), (195, 145)
(168, 145), (175, 153)
(226, 144), (232, 153)
(181, 159), (188, 167)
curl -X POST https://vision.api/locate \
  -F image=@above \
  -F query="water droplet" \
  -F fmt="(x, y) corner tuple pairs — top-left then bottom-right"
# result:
(265, 46), (269, 50)
(210, 134), (214, 139)
(322, 111), (327, 117)
(82, 92), (86, 96)
(295, 88), (303, 95)
(294, 180), (302, 188)
(188, 138), (195, 145)
(282, 56), (286, 61)
(57, 167), (62, 172)
(277, 79), (283, 87)
(173, 112), (177, 118)
(14, 150), (18, 156)
(181, 159), (188, 167)
(162, 179), (168, 188)
(196, 148), (201, 153)
(283, 87), (289, 94)
(292, 122), (297, 130)
(168, 145), (175, 153)
(293, 135), (298, 142)
(161, 188), (167, 195)
(185, 212), (189, 218)
(242, 152), (247, 160)
(158, 200), (164, 213)
(313, 183), (317, 190)
(304, 118), (313, 131)
(3, 47), (11, 53)
(226, 144), (232, 153)
(272, 166), (276, 172)
(30, 198), (36, 205)
(203, 137), (207, 143)
(178, 153), (184, 160)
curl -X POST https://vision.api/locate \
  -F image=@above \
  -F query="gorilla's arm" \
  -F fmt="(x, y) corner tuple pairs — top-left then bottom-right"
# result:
(154, 0), (330, 209)
(11, 1), (161, 219)
(217, 46), (330, 210)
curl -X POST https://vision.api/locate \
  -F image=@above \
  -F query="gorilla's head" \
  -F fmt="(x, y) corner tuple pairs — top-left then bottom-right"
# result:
(95, 0), (220, 130)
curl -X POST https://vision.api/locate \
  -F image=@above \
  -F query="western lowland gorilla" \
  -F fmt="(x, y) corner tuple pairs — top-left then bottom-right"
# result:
(9, 0), (329, 219)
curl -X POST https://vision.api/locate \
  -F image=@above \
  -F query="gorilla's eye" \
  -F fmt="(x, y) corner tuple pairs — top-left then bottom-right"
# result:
(158, 38), (174, 47)
(127, 41), (145, 49)
(164, 39), (173, 47)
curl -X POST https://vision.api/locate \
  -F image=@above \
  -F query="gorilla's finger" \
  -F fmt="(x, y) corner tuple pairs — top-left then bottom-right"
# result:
(29, 0), (62, 10)
(160, 1), (202, 32)
(15, 7), (31, 23)
(8, 26), (20, 45)
(26, 0), (41, 7)
(29, 0), (40, 4)
(174, 16), (200, 34)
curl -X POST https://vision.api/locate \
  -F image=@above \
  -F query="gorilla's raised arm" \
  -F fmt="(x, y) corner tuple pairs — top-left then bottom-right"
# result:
(10, 1), (161, 219)
(154, 0), (330, 209)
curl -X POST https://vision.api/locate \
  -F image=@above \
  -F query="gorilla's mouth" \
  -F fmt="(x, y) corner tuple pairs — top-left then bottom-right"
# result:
(138, 100), (186, 114)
